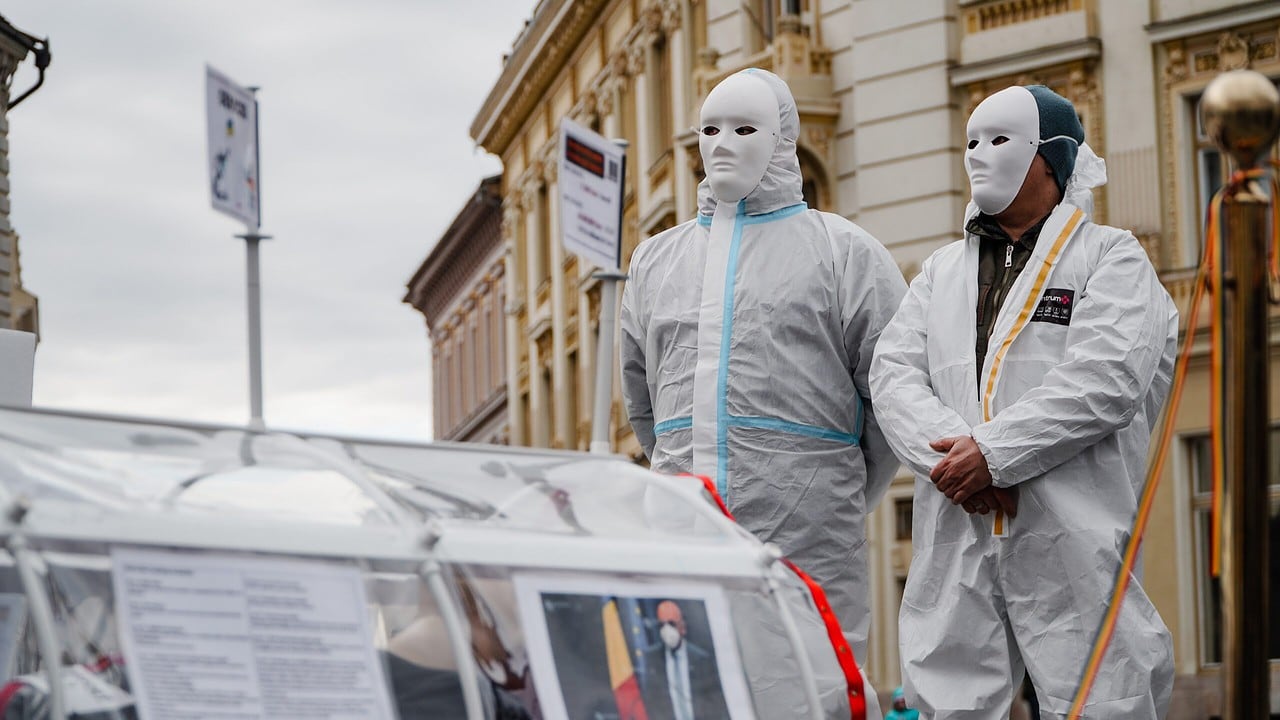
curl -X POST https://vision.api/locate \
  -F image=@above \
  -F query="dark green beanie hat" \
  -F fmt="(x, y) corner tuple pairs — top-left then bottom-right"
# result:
(1025, 85), (1085, 192)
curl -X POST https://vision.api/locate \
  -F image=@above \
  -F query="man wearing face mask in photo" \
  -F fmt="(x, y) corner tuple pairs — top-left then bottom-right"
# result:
(869, 85), (1177, 718)
(620, 68), (905, 708)
(638, 601), (730, 720)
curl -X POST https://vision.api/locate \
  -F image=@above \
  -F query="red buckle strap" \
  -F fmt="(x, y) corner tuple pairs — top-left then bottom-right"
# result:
(681, 473), (867, 720)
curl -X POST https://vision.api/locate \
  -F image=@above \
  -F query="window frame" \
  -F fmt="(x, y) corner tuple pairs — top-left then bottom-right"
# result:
(1184, 429), (1280, 667)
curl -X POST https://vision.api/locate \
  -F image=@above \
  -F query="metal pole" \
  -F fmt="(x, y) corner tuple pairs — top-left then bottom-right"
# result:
(1200, 69), (1278, 720)
(240, 87), (266, 431)
(590, 139), (629, 455)
(419, 523), (483, 720)
(589, 271), (626, 454)
(7, 521), (66, 720)
(237, 232), (270, 431)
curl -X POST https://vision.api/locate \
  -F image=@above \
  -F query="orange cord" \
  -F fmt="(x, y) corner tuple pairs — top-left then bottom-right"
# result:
(1066, 163), (1279, 716)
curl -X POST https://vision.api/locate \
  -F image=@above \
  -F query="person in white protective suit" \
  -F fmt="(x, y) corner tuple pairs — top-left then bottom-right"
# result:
(619, 68), (905, 712)
(869, 85), (1177, 718)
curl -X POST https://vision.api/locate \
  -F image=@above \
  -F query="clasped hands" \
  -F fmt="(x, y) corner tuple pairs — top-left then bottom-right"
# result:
(928, 436), (1017, 518)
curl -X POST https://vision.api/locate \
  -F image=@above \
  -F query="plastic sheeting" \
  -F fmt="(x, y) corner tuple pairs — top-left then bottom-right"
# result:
(0, 406), (857, 719)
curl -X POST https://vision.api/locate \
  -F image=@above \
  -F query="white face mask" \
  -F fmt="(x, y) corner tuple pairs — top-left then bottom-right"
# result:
(659, 623), (683, 650)
(698, 73), (780, 204)
(964, 87), (1042, 215)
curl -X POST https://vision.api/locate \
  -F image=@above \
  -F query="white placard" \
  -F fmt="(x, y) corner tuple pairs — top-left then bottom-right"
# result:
(206, 65), (260, 230)
(111, 548), (394, 719)
(0, 329), (34, 407)
(513, 573), (755, 720)
(558, 117), (625, 271)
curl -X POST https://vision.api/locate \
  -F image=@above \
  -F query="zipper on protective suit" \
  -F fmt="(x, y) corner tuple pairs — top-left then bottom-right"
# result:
(977, 206), (1086, 537)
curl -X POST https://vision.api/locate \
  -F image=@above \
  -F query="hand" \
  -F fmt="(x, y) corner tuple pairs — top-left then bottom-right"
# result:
(960, 486), (1018, 517)
(929, 436), (994, 506)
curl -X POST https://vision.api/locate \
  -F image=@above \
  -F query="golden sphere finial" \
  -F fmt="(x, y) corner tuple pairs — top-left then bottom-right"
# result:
(1200, 69), (1280, 171)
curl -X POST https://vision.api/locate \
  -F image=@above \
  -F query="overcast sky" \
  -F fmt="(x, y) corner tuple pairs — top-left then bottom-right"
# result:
(6, 1), (534, 440)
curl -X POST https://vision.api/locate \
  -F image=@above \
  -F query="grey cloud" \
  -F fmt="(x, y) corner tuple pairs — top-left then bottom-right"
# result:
(6, 0), (531, 439)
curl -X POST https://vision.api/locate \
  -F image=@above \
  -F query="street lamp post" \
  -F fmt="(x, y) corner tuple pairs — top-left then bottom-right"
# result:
(1200, 68), (1280, 720)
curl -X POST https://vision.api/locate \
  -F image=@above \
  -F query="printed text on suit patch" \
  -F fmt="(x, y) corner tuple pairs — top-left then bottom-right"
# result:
(1031, 288), (1074, 326)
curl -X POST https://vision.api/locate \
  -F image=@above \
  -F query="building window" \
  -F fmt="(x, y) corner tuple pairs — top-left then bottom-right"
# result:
(650, 34), (673, 168)
(521, 389), (532, 448)
(432, 349), (442, 437)
(442, 344), (454, 434)
(746, 0), (777, 51)
(1186, 430), (1280, 665)
(566, 349), (580, 450)
(894, 497), (913, 541)
(535, 185), (551, 292)
(488, 288), (499, 389)
(1190, 92), (1224, 247)
(470, 315), (480, 410)
(455, 335), (465, 430)
(479, 294), (492, 401)
(797, 146), (828, 211)
(539, 364), (554, 448)
(1188, 81), (1280, 262)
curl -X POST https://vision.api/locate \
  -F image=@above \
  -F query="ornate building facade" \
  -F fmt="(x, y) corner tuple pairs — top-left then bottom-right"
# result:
(0, 14), (48, 336)
(468, 0), (1280, 712)
(405, 175), (508, 444)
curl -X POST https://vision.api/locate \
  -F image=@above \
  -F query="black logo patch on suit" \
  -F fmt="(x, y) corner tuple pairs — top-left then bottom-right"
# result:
(1031, 288), (1074, 326)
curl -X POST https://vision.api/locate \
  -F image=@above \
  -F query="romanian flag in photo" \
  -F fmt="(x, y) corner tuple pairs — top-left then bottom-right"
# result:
(602, 598), (649, 720)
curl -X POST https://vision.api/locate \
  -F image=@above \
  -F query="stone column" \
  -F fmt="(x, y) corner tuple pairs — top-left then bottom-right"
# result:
(667, 7), (694, 220)
(522, 178), (542, 310)
(628, 43), (651, 212)
(501, 208), (526, 446)
(431, 335), (443, 438)
(528, 335), (549, 447)
(545, 160), (573, 449)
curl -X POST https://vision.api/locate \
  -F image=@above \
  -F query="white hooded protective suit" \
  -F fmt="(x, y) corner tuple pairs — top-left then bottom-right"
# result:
(620, 70), (906, 667)
(869, 88), (1177, 719)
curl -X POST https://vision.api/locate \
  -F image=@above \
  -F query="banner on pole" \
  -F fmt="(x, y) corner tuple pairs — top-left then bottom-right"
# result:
(205, 65), (259, 230)
(559, 118), (625, 271)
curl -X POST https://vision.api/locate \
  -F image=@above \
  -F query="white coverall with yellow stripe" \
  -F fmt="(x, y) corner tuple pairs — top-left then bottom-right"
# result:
(869, 201), (1177, 718)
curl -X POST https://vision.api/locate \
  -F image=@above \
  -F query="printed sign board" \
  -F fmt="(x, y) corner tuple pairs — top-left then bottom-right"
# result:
(0, 329), (35, 407)
(111, 548), (395, 719)
(206, 65), (260, 230)
(558, 118), (625, 271)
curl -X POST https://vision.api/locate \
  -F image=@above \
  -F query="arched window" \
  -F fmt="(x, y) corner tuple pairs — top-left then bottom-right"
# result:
(796, 145), (830, 211)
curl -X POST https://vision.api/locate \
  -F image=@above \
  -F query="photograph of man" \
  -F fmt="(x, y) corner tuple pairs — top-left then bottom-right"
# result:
(869, 85), (1177, 718)
(638, 600), (730, 720)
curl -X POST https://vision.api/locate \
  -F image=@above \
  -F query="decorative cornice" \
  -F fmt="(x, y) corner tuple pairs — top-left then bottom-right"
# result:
(962, 0), (1082, 35)
(0, 15), (36, 90)
(1145, 0), (1280, 44)
(950, 37), (1101, 86)
(440, 385), (508, 443)
(404, 175), (505, 325)
(470, 0), (612, 156)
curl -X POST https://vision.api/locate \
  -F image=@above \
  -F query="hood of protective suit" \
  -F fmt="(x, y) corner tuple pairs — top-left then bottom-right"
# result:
(697, 68), (804, 216)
